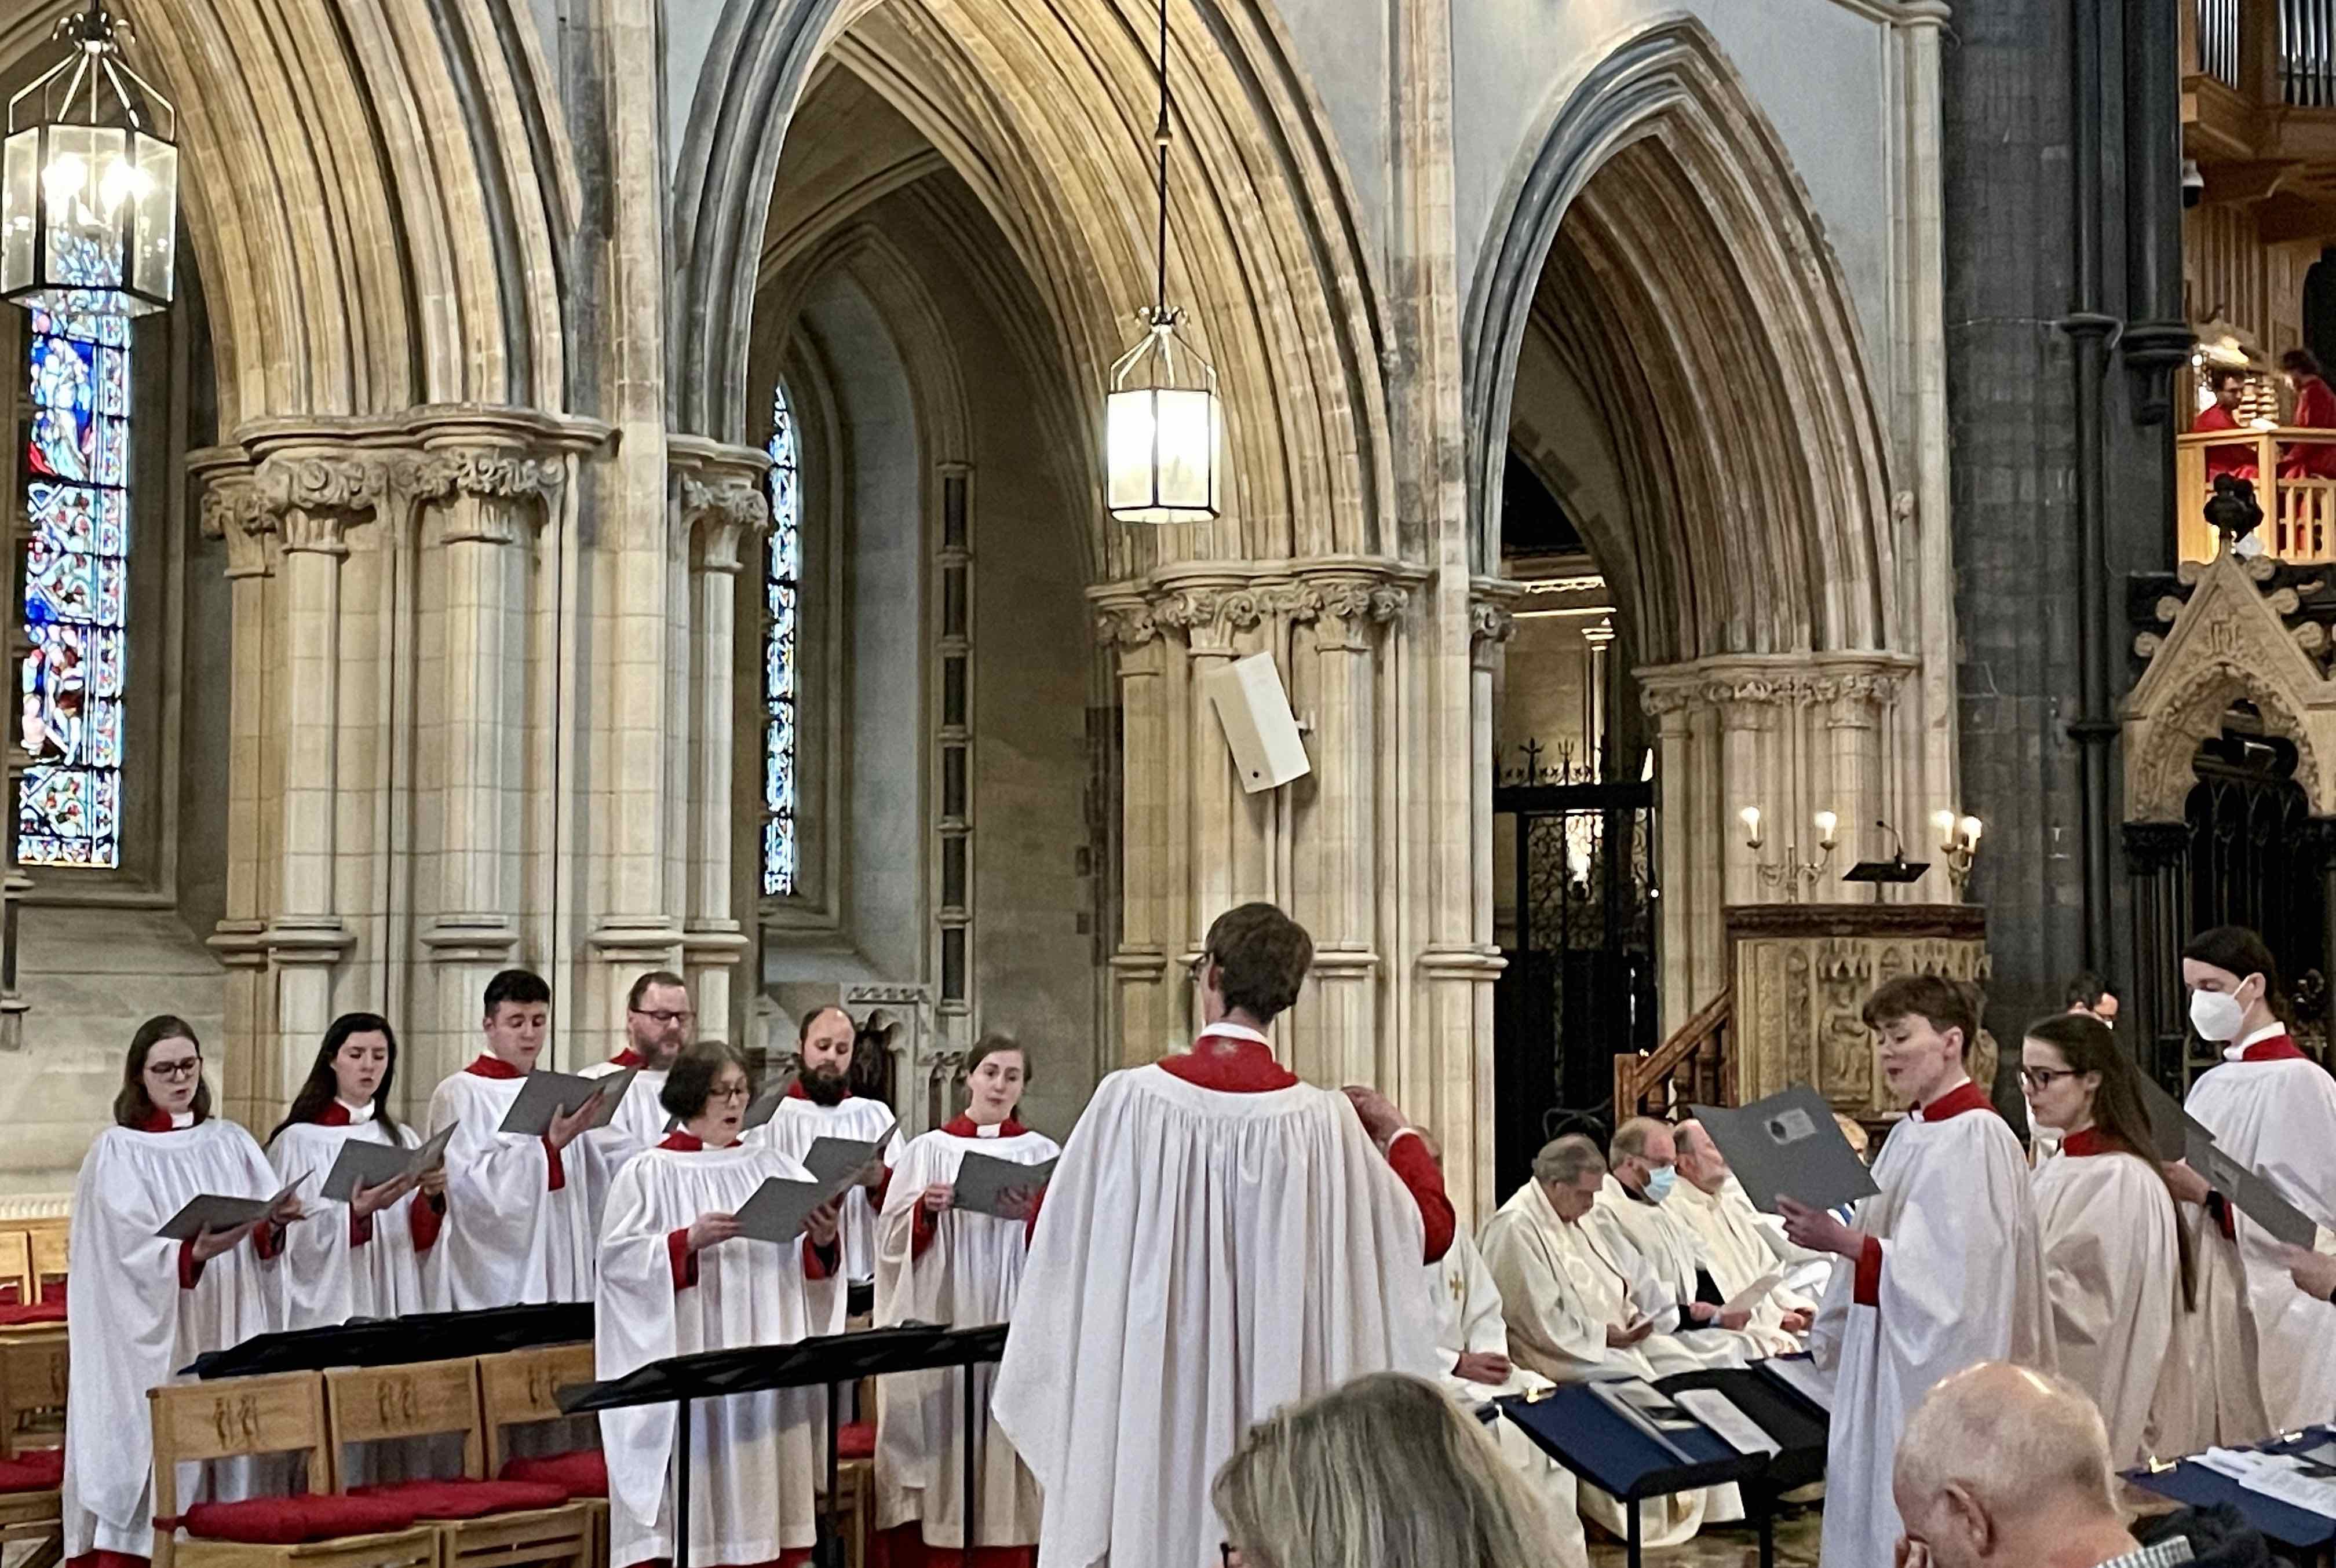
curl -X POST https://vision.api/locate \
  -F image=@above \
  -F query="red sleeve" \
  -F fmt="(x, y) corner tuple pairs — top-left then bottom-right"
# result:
(1384, 1131), (1455, 1264)
(408, 1194), (445, 1253)
(178, 1239), (202, 1290)
(1853, 1235), (1885, 1307)
(348, 1211), (375, 1249)
(1024, 1189), (1046, 1248)
(252, 1222), (286, 1262)
(667, 1227), (699, 1291)
(874, 1161), (895, 1209)
(2206, 1190), (2238, 1242)
(803, 1234), (842, 1280)
(542, 1137), (567, 1192)
(911, 1202), (937, 1259)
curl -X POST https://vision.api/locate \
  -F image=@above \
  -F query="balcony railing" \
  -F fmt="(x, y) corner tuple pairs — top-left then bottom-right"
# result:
(2175, 426), (2336, 560)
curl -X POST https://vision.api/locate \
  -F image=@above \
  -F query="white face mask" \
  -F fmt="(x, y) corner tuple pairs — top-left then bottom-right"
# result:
(2190, 986), (2249, 1043)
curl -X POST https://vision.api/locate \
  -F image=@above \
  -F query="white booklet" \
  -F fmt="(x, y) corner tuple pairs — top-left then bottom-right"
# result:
(1673, 1388), (1780, 1457)
(1721, 1271), (1784, 1317)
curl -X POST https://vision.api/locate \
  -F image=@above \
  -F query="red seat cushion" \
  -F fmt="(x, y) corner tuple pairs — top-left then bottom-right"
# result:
(179, 1493), (421, 1544)
(0, 1301), (65, 1326)
(837, 1421), (876, 1460)
(352, 1478), (570, 1520)
(0, 1448), (61, 1492)
(497, 1448), (607, 1498)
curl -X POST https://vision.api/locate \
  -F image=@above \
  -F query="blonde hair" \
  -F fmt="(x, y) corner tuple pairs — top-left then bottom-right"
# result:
(1212, 1373), (1573, 1568)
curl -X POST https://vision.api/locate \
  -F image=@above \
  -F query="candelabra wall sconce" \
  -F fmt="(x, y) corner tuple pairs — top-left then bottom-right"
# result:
(1740, 806), (1838, 902)
(1932, 810), (1984, 896)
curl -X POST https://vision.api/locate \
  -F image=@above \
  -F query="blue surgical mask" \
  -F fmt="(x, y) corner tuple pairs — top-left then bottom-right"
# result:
(1644, 1165), (1677, 1202)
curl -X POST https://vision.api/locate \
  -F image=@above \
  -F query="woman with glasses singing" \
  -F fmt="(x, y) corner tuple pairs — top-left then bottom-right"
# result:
(263, 1013), (447, 1329)
(873, 1033), (1060, 1568)
(596, 1041), (846, 1568)
(2020, 1012), (2188, 1463)
(61, 1015), (307, 1564)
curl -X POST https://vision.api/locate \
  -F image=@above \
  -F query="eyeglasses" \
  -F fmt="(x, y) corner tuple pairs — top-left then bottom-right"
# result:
(146, 1057), (202, 1080)
(632, 1009), (695, 1027)
(2018, 1065), (2083, 1090)
(709, 1083), (752, 1103)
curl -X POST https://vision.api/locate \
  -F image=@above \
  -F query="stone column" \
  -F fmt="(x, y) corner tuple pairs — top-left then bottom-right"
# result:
(1156, 575), (1266, 948)
(1092, 589), (1177, 1064)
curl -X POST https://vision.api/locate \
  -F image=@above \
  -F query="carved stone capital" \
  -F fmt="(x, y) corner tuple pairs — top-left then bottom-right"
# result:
(1469, 579), (1524, 670)
(1637, 656), (1914, 720)
(1093, 598), (1160, 649)
(195, 465), (276, 580)
(404, 447), (566, 505)
(254, 454), (389, 555)
(678, 475), (769, 576)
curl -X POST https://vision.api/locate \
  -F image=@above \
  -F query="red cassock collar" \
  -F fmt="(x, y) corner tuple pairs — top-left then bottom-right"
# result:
(659, 1131), (702, 1152)
(943, 1115), (1028, 1138)
(787, 1080), (853, 1103)
(465, 1054), (525, 1080)
(318, 1101), (354, 1127)
(1917, 1080), (1996, 1122)
(2061, 1126), (2112, 1158)
(609, 1050), (645, 1070)
(1157, 1032), (1299, 1093)
(2239, 1035), (2306, 1063)
(131, 1107), (202, 1134)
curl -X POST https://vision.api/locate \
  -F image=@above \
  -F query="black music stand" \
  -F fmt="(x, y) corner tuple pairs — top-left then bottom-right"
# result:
(185, 1302), (596, 1378)
(1843, 854), (1930, 902)
(560, 1321), (1009, 1568)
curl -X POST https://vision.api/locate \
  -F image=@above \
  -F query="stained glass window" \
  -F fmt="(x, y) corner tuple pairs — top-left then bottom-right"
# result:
(18, 308), (133, 869)
(762, 382), (800, 897)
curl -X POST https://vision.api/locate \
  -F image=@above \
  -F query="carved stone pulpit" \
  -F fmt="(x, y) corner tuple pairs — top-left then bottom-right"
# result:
(1727, 904), (1991, 1123)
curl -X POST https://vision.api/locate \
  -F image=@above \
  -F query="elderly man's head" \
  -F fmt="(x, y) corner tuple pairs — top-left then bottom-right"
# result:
(1892, 1363), (2140, 1568)
(1673, 1120), (1730, 1196)
(1531, 1135), (1605, 1223)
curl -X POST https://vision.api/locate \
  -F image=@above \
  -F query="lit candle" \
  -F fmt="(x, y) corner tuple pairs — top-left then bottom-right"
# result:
(1813, 810), (1838, 849)
(1739, 806), (1763, 849)
(1933, 809), (1957, 849)
(1959, 815), (1983, 848)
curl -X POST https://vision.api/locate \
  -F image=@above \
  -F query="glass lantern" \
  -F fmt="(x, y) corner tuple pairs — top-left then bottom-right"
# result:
(1105, 306), (1222, 524)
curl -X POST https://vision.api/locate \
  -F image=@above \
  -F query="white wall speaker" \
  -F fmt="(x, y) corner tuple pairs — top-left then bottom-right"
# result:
(1202, 652), (1312, 794)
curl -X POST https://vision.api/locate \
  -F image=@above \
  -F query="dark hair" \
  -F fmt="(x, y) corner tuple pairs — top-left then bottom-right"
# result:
(966, 1030), (1028, 1081)
(2181, 925), (2290, 1026)
(2208, 366), (2246, 391)
(660, 1041), (751, 1123)
(798, 1004), (855, 1046)
(2283, 348), (2325, 379)
(2061, 971), (2113, 1011)
(268, 1014), (405, 1147)
(484, 968), (551, 1015)
(1863, 974), (1983, 1057)
(115, 1015), (210, 1128)
(626, 970), (687, 1012)
(2022, 1013), (2197, 1310)
(1202, 902), (1315, 1025)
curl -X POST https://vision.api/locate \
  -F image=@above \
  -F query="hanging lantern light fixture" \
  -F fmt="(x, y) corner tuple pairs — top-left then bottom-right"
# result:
(1104, 0), (1222, 524)
(3, 2), (178, 319)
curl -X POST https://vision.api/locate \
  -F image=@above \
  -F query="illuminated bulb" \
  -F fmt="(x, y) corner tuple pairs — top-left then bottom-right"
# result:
(96, 156), (148, 212)
(1813, 810), (1839, 848)
(41, 152), (87, 207)
(1933, 809), (1957, 846)
(1959, 815), (1983, 847)
(1739, 806), (1763, 849)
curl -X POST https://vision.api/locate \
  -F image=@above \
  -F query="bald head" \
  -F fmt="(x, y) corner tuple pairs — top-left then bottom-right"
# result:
(1673, 1120), (1729, 1194)
(1892, 1364), (2126, 1568)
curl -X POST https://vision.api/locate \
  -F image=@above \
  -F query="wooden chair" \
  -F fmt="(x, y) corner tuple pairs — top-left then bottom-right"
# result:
(0, 1325), (65, 1456)
(25, 1222), (65, 1304)
(323, 1356), (591, 1568)
(0, 1231), (32, 1308)
(477, 1343), (604, 1568)
(147, 1370), (438, 1568)
(831, 1376), (881, 1568)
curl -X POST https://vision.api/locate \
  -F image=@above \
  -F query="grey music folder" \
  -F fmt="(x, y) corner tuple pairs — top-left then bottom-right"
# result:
(497, 1067), (639, 1137)
(320, 1123), (457, 1204)
(2136, 1070), (2214, 1164)
(734, 1165), (860, 1244)
(1691, 1085), (1881, 1215)
(156, 1173), (307, 1241)
(804, 1120), (897, 1186)
(2188, 1125), (2320, 1249)
(952, 1153), (1057, 1219)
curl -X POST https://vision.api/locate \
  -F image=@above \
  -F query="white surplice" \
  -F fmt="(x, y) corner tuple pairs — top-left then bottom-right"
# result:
(62, 1116), (283, 1559)
(874, 1119), (1060, 1549)
(990, 1059), (1441, 1568)
(1425, 1227), (1590, 1568)
(747, 1092), (899, 1285)
(2029, 1139), (2180, 1464)
(1809, 1089), (2054, 1568)
(1592, 1176), (1764, 1369)
(579, 1056), (671, 1231)
(596, 1139), (845, 1567)
(1667, 1178), (1812, 1357)
(2183, 1043), (2336, 1432)
(268, 1105), (439, 1328)
(428, 1062), (598, 1309)
(1477, 1177), (1711, 1547)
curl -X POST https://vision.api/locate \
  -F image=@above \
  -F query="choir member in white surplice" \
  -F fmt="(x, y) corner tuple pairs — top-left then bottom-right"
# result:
(597, 1043), (846, 1568)
(992, 902), (1454, 1568)
(63, 1015), (307, 1562)
(579, 971), (695, 1226)
(746, 1005), (899, 1296)
(1424, 1217), (1591, 1568)
(1479, 1133), (1720, 1548)
(1670, 1121), (1815, 1356)
(1594, 1117), (1773, 1368)
(265, 1013), (446, 1328)
(2165, 926), (2336, 1437)
(1783, 974), (2053, 1568)
(428, 967), (604, 1309)
(874, 1033), (1058, 1568)
(2017, 1011), (2185, 1463)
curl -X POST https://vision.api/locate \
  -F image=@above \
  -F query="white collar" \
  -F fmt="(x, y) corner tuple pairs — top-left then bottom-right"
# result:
(337, 1098), (375, 1122)
(1195, 1021), (1271, 1047)
(2224, 1021), (2288, 1062)
(973, 1121), (1005, 1139)
(170, 1109), (195, 1130)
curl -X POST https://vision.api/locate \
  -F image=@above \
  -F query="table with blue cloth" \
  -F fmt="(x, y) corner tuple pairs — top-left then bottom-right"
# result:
(2127, 1426), (2336, 1566)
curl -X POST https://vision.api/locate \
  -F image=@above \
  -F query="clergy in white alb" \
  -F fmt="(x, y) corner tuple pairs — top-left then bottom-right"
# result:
(597, 1044), (846, 1568)
(63, 1017), (304, 1562)
(265, 1013), (446, 1328)
(579, 970), (693, 1229)
(2170, 927), (2336, 1437)
(1594, 1118), (1775, 1368)
(991, 902), (1453, 1568)
(428, 967), (603, 1309)
(1424, 1219), (1591, 1568)
(874, 1035), (1058, 1566)
(2017, 1012), (2183, 1463)
(1670, 1120), (1815, 1357)
(1784, 974), (2053, 1568)
(747, 1004), (898, 1292)
(1478, 1133), (1716, 1548)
